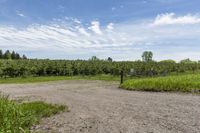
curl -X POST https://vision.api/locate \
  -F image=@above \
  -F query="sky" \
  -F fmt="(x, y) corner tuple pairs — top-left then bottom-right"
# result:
(0, 0), (200, 61)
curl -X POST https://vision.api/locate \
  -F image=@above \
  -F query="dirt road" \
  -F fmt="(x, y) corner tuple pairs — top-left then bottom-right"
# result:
(0, 80), (199, 133)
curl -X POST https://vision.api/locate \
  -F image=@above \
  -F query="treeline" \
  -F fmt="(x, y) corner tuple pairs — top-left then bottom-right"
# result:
(0, 57), (199, 78)
(0, 49), (27, 60)
(0, 51), (199, 78)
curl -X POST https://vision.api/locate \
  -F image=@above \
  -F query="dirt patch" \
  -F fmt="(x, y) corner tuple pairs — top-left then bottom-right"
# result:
(0, 80), (199, 133)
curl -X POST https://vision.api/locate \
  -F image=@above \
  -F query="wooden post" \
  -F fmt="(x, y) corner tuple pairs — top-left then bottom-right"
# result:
(120, 70), (124, 84)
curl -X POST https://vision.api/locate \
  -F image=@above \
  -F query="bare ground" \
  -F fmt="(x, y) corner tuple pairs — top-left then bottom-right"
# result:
(0, 80), (200, 133)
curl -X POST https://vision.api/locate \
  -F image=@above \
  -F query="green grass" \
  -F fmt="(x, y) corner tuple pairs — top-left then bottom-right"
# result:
(0, 95), (66, 133)
(0, 75), (119, 84)
(121, 74), (200, 93)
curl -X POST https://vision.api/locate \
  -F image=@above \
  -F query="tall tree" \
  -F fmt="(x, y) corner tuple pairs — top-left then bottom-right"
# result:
(0, 50), (3, 59)
(15, 53), (21, 59)
(11, 51), (16, 59)
(22, 54), (27, 59)
(90, 56), (99, 61)
(107, 57), (113, 62)
(142, 51), (153, 62)
(4, 50), (11, 59)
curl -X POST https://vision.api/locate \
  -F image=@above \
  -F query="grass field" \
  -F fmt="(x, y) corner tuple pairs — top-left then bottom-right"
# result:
(121, 74), (200, 93)
(0, 75), (119, 84)
(0, 95), (66, 133)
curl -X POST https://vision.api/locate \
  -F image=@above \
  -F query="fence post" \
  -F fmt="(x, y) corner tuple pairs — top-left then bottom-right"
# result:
(120, 70), (124, 84)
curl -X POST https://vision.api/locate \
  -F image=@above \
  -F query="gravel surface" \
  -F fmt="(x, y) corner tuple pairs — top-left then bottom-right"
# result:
(0, 80), (200, 133)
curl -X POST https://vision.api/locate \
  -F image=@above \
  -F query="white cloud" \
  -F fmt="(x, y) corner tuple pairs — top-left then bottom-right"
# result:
(74, 19), (81, 24)
(1, 14), (200, 60)
(153, 13), (200, 26)
(107, 23), (114, 31)
(16, 11), (25, 17)
(76, 26), (90, 37)
(111, 7), (116, 11)
(88, 21), (102, 35)
(0, 20), (138, 53)
(17, 13), (25, 17)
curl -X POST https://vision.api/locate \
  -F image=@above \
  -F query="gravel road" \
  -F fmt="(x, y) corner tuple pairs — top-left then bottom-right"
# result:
(0, 80), (199, 133)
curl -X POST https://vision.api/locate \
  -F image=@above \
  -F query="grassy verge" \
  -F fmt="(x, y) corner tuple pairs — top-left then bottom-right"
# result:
(0, 95), (66, 133)
(121, 74), (200, 93)
(0, 75), (119, 84)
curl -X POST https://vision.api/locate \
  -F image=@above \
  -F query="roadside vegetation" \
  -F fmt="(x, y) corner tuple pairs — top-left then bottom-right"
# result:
(0, 95), (66, 133)
(121, 74), (200, 93)
(1, 50), (200, 93)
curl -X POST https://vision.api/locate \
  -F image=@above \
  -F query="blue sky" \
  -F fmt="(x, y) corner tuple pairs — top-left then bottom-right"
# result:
(0, 0), (200, 61)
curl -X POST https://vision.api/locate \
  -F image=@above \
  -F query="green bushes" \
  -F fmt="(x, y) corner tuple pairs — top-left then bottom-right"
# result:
(0, 95), (66, 133)
(0, 59), (199, 79)
(121, 74), (200, 93)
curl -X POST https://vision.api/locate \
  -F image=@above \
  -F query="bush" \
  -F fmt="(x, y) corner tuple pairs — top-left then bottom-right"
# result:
(0, 95), (66, 133)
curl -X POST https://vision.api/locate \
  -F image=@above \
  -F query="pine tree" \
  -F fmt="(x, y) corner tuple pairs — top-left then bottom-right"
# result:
(22, 54), (27, 59)
(15, 53), (21, 59)
(4, 50), (11, 59)
(11, 51), (16, 59)
(107, 57), (113, 62)
(0, 50), (3, 59)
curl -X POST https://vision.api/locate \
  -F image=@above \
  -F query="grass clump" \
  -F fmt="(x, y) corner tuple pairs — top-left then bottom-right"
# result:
(0, 95), (66, 133)
(121, 74), (200, 93)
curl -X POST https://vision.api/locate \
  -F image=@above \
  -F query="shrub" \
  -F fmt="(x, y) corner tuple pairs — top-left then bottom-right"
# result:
(0, 95), (66, 133)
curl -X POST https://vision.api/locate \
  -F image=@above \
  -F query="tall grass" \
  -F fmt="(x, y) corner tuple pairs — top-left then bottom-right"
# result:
(0, 95), (66, 133)
(121, 74), (200, 93)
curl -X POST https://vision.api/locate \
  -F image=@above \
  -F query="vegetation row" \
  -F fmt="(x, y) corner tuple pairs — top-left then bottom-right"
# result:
(0, 51), (199, 79)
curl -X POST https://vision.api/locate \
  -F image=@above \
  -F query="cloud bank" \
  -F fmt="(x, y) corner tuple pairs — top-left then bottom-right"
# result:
(0, 13), (200, 60)
(153, 13), (200, 25)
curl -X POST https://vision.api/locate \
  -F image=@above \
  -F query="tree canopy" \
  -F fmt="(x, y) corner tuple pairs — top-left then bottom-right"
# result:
(142, 51), (153, 62)
(0, 49), (27, 60)
(0, 50), (198, 78)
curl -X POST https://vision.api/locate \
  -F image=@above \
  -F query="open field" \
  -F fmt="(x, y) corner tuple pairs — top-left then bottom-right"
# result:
(0, 80), (199, 133)
(121, 74), (200, 93)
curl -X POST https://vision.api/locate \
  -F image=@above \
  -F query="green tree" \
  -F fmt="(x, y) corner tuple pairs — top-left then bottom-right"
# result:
(142, 51), (153, 62)
(107, 57), (113, 62)
(0, 50), (3, 59)
(15, 53), (21, 59)
(90, 56), (99, 61)
(159, 60), (176, 64)
(180, 58), (194, 64)
(22, 55), (27, 59)
(11, 51), (16, 59)
(180, 58), (197, 73)
(4, 50), (11, 59)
